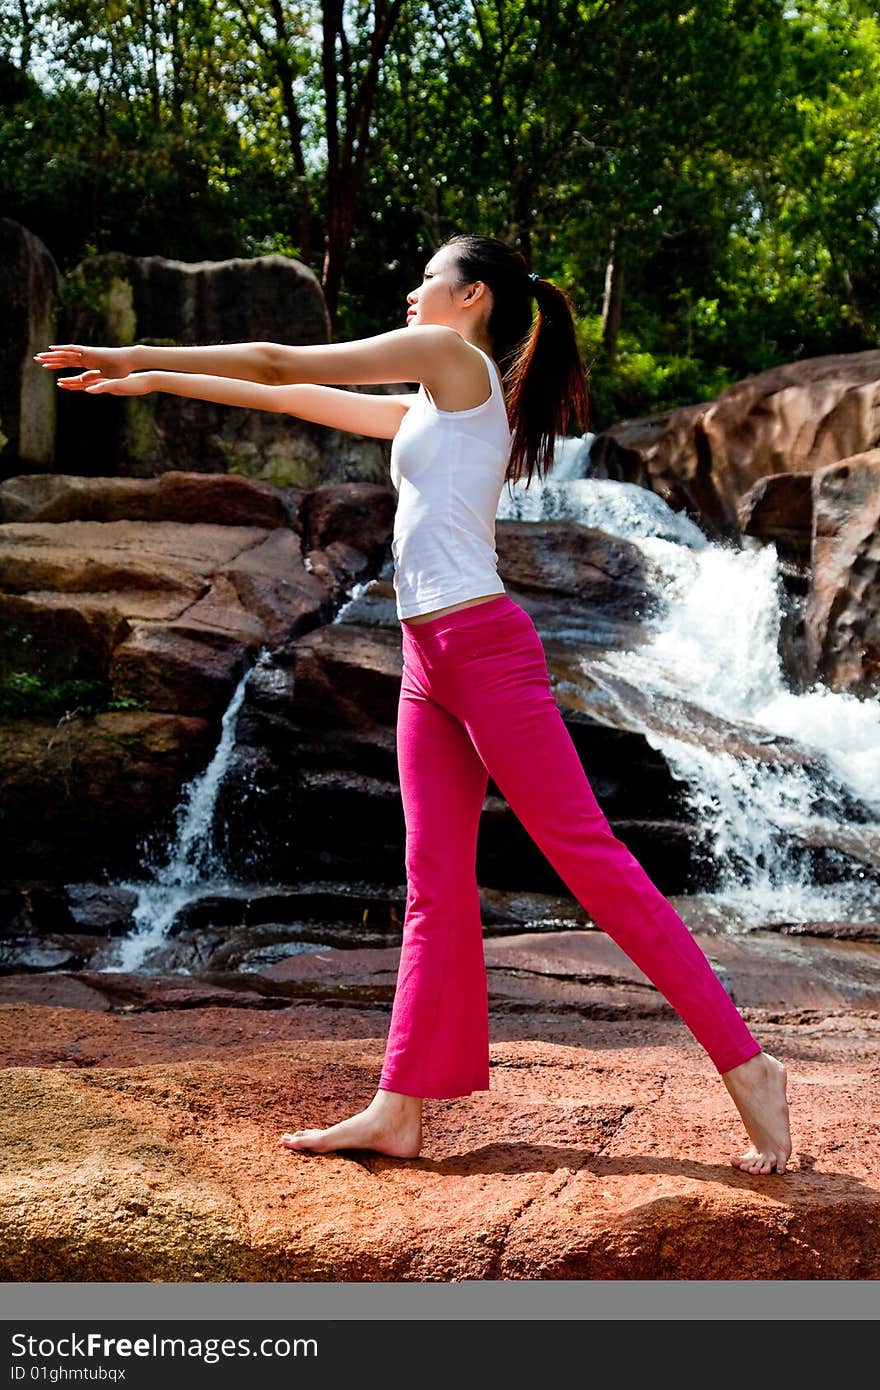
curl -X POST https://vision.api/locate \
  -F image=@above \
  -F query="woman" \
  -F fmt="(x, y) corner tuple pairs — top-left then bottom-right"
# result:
(35, 233), (792, 1175)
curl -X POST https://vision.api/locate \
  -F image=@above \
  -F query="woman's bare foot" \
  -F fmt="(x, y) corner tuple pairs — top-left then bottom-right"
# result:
(722, 1050), (791, 1175)
(280, 1088), (423, 1158)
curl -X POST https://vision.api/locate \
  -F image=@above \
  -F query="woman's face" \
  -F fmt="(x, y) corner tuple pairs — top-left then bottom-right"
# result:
(406, 246), (469, 328)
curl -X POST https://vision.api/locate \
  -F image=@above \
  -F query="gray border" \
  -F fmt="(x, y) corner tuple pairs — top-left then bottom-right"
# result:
(1, 1282), (878, 1320)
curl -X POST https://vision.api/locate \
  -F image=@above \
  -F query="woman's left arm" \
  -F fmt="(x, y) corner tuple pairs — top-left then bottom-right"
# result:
(264, 324), (468, 392)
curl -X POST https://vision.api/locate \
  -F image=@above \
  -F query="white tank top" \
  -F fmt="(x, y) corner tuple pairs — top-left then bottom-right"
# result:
(389, 341), (512, 620)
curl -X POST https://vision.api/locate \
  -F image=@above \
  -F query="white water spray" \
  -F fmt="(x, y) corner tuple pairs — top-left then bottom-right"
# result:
(500, 470), (880, 926)
(112, 661), (257, 972)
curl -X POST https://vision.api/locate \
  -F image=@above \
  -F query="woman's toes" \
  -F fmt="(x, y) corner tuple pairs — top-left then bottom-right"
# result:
(280, 1130), (313, 1148)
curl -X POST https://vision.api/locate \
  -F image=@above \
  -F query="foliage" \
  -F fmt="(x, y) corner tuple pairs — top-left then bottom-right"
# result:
(0, 671), (148, 718)
(1, 0), (877, 421)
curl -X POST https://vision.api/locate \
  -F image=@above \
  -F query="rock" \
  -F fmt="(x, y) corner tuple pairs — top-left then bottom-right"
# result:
(0, 220), (61, 478)
(53, 250), (386, 485)
(304, 482), (397, 560)
(106, 622), (251, 716)
(304, 540), (374, 604)
(591, 351), (880, 538)
(761, 919), (880, 943)
(0, 942), (82, 973)
(738, 473), (814, 556)
(0, 713), (216, 879)
(65, 885), (139, 935)
(218, 529), (332, 646)
(737, 472), (816, 691)
(0, 470), (294, 528)
(0, 515), (332, 715)
(0, 477), (398, 877)
(1, 925), (879, 1278)
(806, 450), (880, 696)
(496, 519), (657, 624)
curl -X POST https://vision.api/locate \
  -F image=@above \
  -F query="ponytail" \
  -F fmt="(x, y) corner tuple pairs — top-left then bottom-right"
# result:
(442, 234), (590, 489)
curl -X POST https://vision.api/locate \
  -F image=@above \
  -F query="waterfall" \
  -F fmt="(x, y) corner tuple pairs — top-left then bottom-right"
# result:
(111, 658), (261, 973)
(499, 461), (880, 927)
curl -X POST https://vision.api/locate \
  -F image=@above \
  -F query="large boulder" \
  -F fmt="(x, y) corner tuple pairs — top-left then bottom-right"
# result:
(805, 450), (880, 696)
(53, 251), (387, 486)
(591, 352), (880, 539)
(0, 220), (61, 479)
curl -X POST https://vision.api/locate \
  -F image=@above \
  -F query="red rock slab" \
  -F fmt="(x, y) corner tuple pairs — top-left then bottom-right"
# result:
(0, 519), (273, 570)
(253, 927), (880, 1019)
(0, 1026), (878, 1280)
(482, 929), (880, 1015)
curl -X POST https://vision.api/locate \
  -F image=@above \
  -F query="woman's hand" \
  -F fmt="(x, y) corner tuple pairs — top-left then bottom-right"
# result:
(33, 344), (138, 385)
(76, 371), (155, 397)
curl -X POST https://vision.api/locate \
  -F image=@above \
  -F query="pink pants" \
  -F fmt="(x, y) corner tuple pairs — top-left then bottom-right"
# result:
(379, 593), (761, 1098)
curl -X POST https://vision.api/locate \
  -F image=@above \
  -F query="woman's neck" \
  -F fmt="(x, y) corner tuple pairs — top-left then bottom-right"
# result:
(458, 325), (495, 358)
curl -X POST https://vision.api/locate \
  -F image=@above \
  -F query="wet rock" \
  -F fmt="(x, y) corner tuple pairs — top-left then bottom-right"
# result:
(735, 473), (815, 692)
(0, 713), (216, 879)
(588, 402), (711, 519)
(0, 882), (75, 938)
(761, 919), (880, 943)
(496, 519), (657, 625)
(0, 219), (61, 478)
(806, 450), (880, 696)
(0, 940), (82, 972)
(65, 885), (139, 936)
(303, 541), (372, 605)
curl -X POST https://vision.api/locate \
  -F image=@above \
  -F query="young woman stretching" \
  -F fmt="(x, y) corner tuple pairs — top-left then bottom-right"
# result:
(35, 233), (792, 1175)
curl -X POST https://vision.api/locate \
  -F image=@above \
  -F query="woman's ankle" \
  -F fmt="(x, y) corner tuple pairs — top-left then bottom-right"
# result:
(374, 1086), (423, 1114)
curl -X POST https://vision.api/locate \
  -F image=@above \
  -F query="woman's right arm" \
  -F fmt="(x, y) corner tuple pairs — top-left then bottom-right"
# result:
(34, 341), (278, 383)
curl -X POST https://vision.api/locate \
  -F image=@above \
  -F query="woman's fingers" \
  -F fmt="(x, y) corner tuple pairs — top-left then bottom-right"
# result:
(33, 346), (87, 367)
(55, 370), (103, 390)
(84, 376), (141, 395)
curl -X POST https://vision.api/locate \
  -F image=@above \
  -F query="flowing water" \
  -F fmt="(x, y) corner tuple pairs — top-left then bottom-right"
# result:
(114, 440), (880, 969)
(112, 660), (261, 972)
(498, 456), (880, 927)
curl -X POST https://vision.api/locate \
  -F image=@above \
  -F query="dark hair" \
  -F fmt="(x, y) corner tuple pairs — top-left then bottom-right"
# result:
(440, 233), (590, 489)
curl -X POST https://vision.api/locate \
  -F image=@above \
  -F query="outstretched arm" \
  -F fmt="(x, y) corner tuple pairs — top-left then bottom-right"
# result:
(72, 369), (416, 440)
(34, 341), (277, 384)
(36, 324), (476, 396)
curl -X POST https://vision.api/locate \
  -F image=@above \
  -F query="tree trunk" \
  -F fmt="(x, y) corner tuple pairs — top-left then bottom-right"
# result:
(601, 224), (624, 367)
(320, 0), (404, 331)
(17, 0), (32, 71)
(269, 0), (312, 263)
